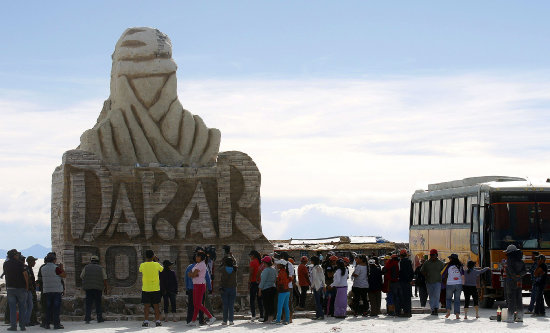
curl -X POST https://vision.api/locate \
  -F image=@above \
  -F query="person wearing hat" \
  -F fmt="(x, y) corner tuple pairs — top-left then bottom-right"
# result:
(258, 256), (277, 323)
(526, 251), (540, 314)
(322, 255), (338, 316)
(159, 260), (178, 322)
(367, 259), (383, 316)
(40, 251), (66, 329)
(413, 258), (428, 308)
(532, 254), (547, 317)
(297, 256), (311, 309)
(3, 249), (29, 331)
(275, 259), (291, 324)
(81, 255), (108, 324)
(382, 254), (400, 316)
(397, 250), (414, 317)
(23, 255), (39, 327)
(504, 244), (526, 322)
(441, 254), (464, 319)
(421, 249), (445, 315)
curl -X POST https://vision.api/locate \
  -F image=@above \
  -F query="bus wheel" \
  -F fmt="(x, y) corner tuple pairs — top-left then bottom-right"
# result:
(544, 291), (550, 308)
(479, 288), (494, 308)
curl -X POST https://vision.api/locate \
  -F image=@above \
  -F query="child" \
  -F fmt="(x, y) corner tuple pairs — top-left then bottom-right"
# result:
(159, 260), (178, 322)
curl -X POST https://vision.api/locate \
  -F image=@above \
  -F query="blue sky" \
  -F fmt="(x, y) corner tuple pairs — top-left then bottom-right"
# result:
(2, 1), (550, 249)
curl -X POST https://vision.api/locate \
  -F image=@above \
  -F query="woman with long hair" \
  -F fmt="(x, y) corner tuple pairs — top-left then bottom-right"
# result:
(463, 260), (489, 319)
(248, 250), (263, 321)
(275, 260), (291, 324)
(331, 259), (349, 318)
(441, 254), (464, 319)
(187, 251), (215, 326)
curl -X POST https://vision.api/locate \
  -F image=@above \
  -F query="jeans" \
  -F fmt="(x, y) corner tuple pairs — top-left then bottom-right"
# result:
(162, 291), (177, 314)
(249, 282), (263, 318)
(325, 287), (337, 315)
(23, 290), (33, 325)
(7, 288), (28, 329)
(445, 284), (462, 314)
(398, 281), (412, 314)
(312, 288), (324, 318)
(389, 282), (401, 314)
(221, 287), (236, 322)
(85, 289), (103, 321)
(426, 282), (441, 311)
(44, 292), (62, 327)
(276, 291), (290, 323)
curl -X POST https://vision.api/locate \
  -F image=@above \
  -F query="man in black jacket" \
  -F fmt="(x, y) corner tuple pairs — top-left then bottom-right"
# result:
(504, 245), (527, 323)
(397, 249), (414, 317)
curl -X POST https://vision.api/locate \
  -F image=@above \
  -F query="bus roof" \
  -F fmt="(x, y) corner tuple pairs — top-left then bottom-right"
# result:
(427, 176), (526, 191)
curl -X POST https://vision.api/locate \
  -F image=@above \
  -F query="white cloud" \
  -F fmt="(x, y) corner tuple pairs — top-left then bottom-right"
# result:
(1, 73), (550, 244)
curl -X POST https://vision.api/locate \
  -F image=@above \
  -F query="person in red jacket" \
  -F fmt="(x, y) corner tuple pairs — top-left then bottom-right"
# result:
(382, 254), (400, 316)
(297, 257), (311, 309)
(248, 250), (263, 321)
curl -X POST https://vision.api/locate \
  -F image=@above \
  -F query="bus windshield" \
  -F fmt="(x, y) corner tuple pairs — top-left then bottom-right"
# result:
(491, 202), (550, 249)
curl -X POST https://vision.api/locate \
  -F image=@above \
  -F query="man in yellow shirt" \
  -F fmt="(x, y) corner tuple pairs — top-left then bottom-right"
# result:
(139, 250), (164, 327)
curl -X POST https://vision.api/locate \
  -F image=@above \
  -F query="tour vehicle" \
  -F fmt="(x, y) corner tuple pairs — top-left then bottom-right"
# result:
(409, 176), (550, 307)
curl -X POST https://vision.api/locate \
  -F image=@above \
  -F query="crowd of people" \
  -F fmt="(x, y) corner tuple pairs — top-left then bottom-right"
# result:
(1, 243), (547, 330)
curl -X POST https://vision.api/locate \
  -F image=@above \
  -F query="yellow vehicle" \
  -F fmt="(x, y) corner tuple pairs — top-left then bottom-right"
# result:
(409, 176), (550, 307)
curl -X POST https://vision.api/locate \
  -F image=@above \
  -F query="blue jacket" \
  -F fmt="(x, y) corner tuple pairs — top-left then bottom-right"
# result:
(185, 263), (212, 291)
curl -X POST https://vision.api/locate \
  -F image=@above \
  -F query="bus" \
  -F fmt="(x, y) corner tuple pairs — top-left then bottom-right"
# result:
(409, 176), (550, 307)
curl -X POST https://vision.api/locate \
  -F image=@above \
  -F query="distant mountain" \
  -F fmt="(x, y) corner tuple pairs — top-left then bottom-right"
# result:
(20, 244), (51, 258)
(0, 249), (5, 257)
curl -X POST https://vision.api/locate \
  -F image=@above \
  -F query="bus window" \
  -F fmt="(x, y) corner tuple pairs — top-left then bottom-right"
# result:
(466, 197), (473, 224)
(490, 203), (538, 249)
(413, 202), (421, 225)
(421, 201), (431, 225)
(431, 200), (441, 225)
(454, 197), (465, 224)
(538, 203), (550, 248)
(442, 199), (453, 224)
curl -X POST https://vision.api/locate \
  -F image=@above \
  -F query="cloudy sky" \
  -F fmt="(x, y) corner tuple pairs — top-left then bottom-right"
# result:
(2, 1), (550, 250)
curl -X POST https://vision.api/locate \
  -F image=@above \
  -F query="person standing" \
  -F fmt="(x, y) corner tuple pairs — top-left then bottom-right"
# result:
(382, 254), (400, 316)
(441, 254), (464, 319)
(526, 251), (540, 314)
(351, 255), (369, 316)
(297, 256), (311, 309)
(188, 251), (216, 326)
(532, 255), (547, 317)
(139, 250), (164, 327)
(25, 256), (39, 327)
(81, 255), (108, 324)
(331, 259), (349, 318)
(398, 250), (414, 317)
(3, 249), (29, 331)
(248, 250), (263, 321)
(159, 260), (178, 322)
(463, 260), (489, 319)
(309, 256), (325, 320)
(367, 259), (383, 316)
(421, 249), (445, 316)
(40, 252), (66, 330)
(275, 259), (291, 324)
(323, 255), (338, 316)
(258, 256), (277, 323)
(504, 244), (527, 323)
(220, 257), (238, 325)
(414, 259), (428, 308)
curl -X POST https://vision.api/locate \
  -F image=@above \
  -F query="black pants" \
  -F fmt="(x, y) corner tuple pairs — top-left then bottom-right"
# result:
(299, 286), (309, 308)
(163, 291), (177, 314)
(43, 292), (62, 327)
(261, 287), (277, 320)
(351, 287), (369, 314)
(186, 290), (204, 323)
(84, 289), (103, 321)
(398, 281), (412, 314)
(534, 283), (545, 315)
(249, 282), (264, 318)
(417, 284), (428, 307)
(463, 285), (478, 308)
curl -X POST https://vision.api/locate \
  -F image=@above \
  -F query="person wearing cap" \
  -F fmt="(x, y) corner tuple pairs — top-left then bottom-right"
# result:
(503, 244), (527, 322)
(81, 255), (108, 324)
(463, 260), (490, 319)
(441, 254), (464, 319)
(25, 256), (39, 326)
(367, 258), (382, 316)
(159, 260), (178, 322)
(351, 255), (369, 316)
(275, 259), (291, 324)
(258, 256), (277, 323)
(297, 256), (311, 309)
(279, 252), (296, 322)
(414, 258), (427, 308)
(323, 255), (338, 316)
(421, 249), (445, 315)
(220, 257), (238, 325)
(18, 254), (34, 328)
(526, 251), (540, 314)
(309, 256), (325, 320)
(532, 254), (547, 317)
(3, 249), (29, 331)
(40, 251), (66, 329)
(397, 250), (414, 318)
(248, 250), (263, 322)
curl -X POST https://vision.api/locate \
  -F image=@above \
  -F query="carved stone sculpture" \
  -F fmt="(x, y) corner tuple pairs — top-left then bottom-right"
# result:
(51, 27), (271, 299)
(79, 27), (220, 167)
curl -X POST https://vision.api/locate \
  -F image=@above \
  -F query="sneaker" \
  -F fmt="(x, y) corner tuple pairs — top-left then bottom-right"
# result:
(187, 321), (198, 326)
(156, 321), (162, 327)
(7, 328), (17, 332)
(54, 325), (64, 329)
(221, 322), (228, 325)
(207, 317), (216, 325)
(283, 321), (289, 325)
(229, 322), (234, 325)
(142, 321), (149, 327)
(98, 318), (105, 323)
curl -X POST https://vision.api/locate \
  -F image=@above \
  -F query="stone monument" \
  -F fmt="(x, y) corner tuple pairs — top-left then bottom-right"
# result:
(51, 27), (272, 299)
